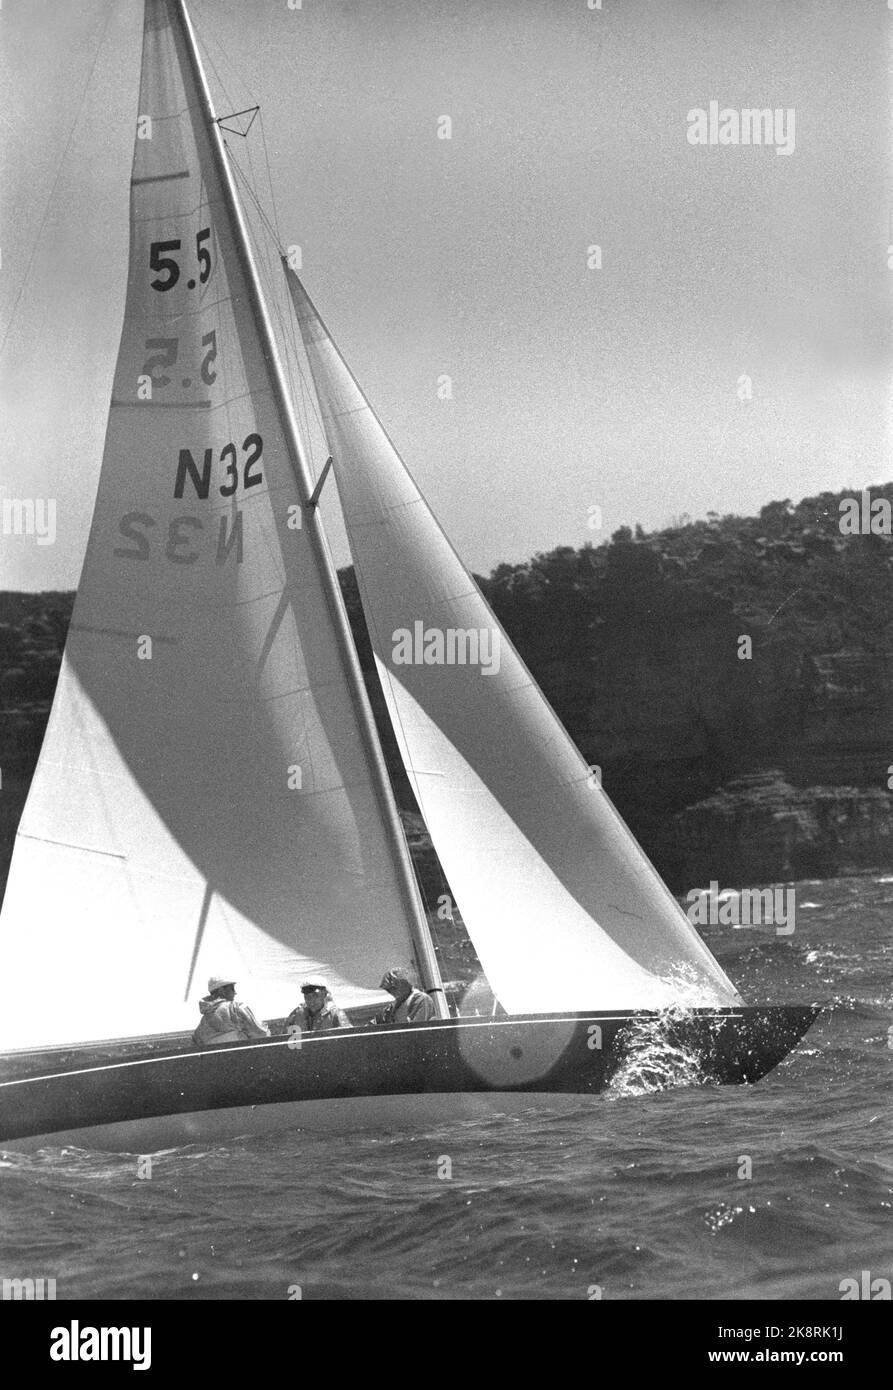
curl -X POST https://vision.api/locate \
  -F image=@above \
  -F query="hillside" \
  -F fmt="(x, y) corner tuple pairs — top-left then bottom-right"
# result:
(2, 485), (892, 896)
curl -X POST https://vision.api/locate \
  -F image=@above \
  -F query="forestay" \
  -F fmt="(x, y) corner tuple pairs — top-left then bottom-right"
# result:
(0, 0), (424, 1051)
(285, 266), (742, 1014)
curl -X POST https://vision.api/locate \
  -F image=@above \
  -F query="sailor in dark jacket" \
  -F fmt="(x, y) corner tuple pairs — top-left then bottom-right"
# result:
(285, 976), (350, 1033)
(373, 968), (435, 1024)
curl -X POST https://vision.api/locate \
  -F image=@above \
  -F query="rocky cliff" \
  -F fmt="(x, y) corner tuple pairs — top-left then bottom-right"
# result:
(667, 771), (893, 887)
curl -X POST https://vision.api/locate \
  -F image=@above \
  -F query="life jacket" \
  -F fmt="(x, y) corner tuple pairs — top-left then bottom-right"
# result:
(193, 996), (269, 1047)
(284, 1000), (350, 1033)
(378, 989), (435, 1025)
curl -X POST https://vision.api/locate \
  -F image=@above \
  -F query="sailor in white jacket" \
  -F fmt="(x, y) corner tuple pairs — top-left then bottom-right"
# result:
(192, 976), (270, 1047)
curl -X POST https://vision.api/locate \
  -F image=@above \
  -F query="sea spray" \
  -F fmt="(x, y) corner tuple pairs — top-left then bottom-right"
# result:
(608, 1007), (715, 1097)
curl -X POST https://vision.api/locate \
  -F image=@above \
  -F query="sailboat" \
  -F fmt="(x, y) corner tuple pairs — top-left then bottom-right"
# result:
(0, 0), (816, 1150)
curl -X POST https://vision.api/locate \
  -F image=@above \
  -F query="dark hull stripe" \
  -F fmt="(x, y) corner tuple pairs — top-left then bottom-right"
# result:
(0, 1007), (819, 1144)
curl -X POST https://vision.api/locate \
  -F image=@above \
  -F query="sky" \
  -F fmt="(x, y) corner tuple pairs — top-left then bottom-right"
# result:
(1, 0), (890, 591)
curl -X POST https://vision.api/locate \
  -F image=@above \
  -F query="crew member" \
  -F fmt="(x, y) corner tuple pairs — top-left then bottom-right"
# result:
(373, 968), (436, 1024)
(193, 976), (270, 1047)
(285, 976), (351, 1033)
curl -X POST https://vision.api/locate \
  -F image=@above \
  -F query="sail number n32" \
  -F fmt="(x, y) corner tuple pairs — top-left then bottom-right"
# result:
(113, 435), (263, 567)
(174, 434), (263, 499)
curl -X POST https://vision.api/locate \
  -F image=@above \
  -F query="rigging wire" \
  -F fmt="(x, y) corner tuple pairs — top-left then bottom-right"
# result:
(191, 0), (252, 116)
(244, 116), (283, 382)
(193, 5), (458, 1003)
(193, 10), (462, 996)
(213, 105), (454, 997)
(221, 141), (453, 994)
(225, 142), (328, 453)
(183, 14), (245, 535)
(190, 0), (321, 466)
(258, 108), (284, 257)
(0, 0), (117, 357)
(253, 102), (314, 448)
(192, 0), (253, 110)
(225, 144), (314, 453)
(189, 0), (331, 460)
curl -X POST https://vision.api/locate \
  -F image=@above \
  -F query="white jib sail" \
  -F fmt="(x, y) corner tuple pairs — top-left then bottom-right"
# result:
(0, 0), (425, 1051)
(285, 266), (742, 1014)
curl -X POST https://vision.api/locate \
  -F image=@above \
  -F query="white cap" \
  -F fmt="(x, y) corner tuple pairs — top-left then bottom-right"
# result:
(208, 975), (236, 992)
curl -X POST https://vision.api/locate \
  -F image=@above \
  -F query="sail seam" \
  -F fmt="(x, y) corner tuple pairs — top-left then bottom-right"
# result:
(110, 399), (212, 409)
(131, 196), (228, 223)
(16, 835), (127, 860)
(68, 623), (178, 644)
(131, 171), (191, 185)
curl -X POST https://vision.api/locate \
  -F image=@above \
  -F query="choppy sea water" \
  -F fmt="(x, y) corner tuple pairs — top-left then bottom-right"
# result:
(1, 875), (890, 1301)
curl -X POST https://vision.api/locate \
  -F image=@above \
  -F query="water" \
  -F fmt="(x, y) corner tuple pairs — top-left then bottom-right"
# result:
(1, 876), (890, 1300)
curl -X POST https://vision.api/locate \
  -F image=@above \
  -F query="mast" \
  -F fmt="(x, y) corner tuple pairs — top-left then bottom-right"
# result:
(173, 0), (448, 1018)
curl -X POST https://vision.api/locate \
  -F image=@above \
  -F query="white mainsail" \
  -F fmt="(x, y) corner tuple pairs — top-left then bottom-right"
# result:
(0, 0), (431, 1051)
(284, 267), (742, 1014)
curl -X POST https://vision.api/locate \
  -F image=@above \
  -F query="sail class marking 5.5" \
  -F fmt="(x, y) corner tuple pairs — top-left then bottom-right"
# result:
(149, 229), (213, 292)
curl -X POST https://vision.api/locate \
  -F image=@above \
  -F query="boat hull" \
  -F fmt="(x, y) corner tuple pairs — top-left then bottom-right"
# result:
(0, 1006), (818, 1150)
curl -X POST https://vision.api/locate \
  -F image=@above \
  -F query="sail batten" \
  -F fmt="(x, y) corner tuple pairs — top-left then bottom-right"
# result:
(284, 265), (741, 1015)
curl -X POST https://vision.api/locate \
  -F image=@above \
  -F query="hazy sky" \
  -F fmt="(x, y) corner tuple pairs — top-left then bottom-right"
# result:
(1, 0), (890, 590)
